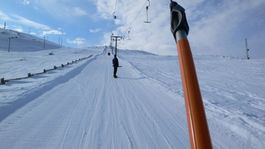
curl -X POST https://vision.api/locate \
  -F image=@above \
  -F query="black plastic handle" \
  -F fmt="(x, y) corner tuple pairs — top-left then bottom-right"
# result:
(170, 1), (189, 39)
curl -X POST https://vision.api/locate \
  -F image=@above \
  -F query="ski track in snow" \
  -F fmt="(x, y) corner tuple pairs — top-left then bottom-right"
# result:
(0, 56), (97, 122)
(1, 49), (265, 149)
(0, 53), (190, 149)
(122, 52), (265, 149)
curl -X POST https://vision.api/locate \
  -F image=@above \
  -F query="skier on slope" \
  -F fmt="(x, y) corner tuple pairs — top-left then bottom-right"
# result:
(112, 54), (119, 78)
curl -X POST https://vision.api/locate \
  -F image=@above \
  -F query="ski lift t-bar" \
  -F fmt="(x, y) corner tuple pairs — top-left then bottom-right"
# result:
(170, 0), (189, 41)
(170, 1), (212, 149)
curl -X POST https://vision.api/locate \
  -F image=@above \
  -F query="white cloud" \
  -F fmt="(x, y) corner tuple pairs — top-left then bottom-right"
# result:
(30, 0), (89, 18)
(67, 37), (89, 47)
(89, 28), (101, 33)
(29, 32), (37, 35)
(42, 30), (65, 36)
(22, 0), (30, 5)
(0, 10), (11, 21)
(12, 15), (51, 30)
(0, 10), (64, 39)
(93, 0), (265, 57)
(13, 28), (24, 32)
(187, 0), (265, 56)
(73, 7), (88, 16)
(94, 0), (175, 55)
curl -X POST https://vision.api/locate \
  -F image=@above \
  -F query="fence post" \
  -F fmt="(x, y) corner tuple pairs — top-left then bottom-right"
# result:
(1, 78), (5, 84)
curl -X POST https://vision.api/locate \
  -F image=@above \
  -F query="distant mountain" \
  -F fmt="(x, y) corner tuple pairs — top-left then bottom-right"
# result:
(0, 28), (60, 52)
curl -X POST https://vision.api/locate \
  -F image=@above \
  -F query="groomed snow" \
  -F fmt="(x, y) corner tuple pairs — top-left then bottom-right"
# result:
(121, 50), (265, 149)
(0, 47), (102, 103)
(0, 48), (264, 149)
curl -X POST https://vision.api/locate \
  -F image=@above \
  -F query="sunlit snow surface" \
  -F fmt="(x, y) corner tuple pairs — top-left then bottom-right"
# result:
(121, 50), (265, 149)
(0, 47), (264, 149)
(0, 48), (101, 102)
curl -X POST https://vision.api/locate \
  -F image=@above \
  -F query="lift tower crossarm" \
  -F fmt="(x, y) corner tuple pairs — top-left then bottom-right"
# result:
(111, 35), (123, 56)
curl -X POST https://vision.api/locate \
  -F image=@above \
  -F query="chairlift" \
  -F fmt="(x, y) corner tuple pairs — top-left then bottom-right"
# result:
(113, 0), (118, 20)
(144, 0), (151, 23)
(113, 12), (117, 19)
(144, 6), (151, 23)
(147, 0), (150, 6)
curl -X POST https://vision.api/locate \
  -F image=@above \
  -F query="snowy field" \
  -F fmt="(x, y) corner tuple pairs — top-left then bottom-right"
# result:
(0, 47), (265, 149)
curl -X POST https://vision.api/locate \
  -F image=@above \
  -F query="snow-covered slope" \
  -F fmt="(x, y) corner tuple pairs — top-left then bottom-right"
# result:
(0, 47), (102, 102)
(0, 48), (264, 149)
(121, 50), (265, 149)
(0, 28), (60, 52)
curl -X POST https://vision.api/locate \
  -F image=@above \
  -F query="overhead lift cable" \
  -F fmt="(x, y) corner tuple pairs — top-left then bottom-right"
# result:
(122, 0), (150, 40)
(111, 0), (152, 41)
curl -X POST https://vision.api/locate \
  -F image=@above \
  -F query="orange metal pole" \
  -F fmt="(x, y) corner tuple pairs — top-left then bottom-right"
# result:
(170, 1), (212, 148)
(175, 31), (212, 149)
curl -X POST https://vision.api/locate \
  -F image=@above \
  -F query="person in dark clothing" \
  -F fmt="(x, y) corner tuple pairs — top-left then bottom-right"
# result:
(112, 55), (119, 78)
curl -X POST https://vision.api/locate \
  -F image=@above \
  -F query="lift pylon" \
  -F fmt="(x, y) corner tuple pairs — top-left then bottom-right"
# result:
(111, 35), (123, 55)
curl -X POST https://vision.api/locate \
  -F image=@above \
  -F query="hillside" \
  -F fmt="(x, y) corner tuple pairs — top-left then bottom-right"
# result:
(0, 28), (60, 52)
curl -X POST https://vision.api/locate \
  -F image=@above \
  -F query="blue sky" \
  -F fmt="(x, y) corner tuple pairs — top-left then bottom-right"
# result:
(0, 0), (113, 47)
(1, 0), (265, 58)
